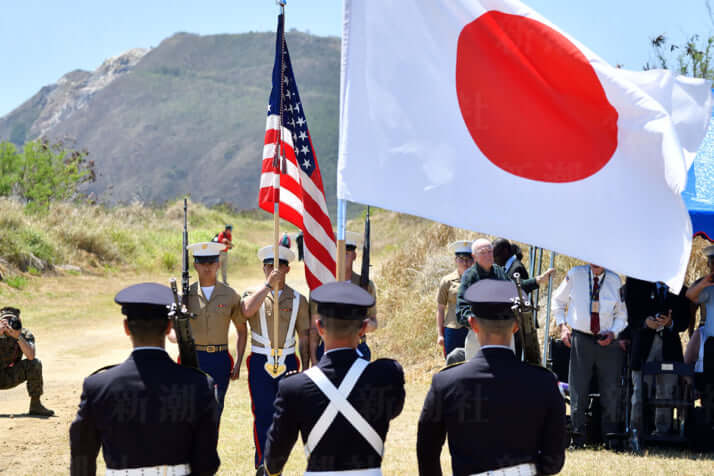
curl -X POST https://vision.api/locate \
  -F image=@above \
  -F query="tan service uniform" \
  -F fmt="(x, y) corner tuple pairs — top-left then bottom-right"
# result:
(437, 270), (464, 329)
(187, 281), (244, 347)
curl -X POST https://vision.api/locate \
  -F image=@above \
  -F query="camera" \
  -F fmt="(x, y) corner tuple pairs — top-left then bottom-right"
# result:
(653, 282), (669, 316)
(0, 307), (22, 331)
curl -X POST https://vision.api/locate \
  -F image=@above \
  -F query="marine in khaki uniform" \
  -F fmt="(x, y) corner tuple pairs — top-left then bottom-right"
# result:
(310, 231), (377, 363)
(240, 244), (310, 470)
(436, 240), (473, 358)
(169, 241), (272, 418)
(0, 307), (54, 416)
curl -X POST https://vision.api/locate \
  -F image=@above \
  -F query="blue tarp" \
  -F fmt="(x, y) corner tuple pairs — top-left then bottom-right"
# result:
(683, 102), (714, 242)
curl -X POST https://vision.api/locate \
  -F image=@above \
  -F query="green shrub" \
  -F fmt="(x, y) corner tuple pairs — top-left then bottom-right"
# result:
(110, 229), (138, 256)
(161, 252), (178, 272)
(6, 275), (27, 289)
(62, 228), (121, 262)
(21, 229), (56, 264)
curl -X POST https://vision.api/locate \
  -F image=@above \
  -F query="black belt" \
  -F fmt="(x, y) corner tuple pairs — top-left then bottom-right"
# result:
(196, 344), (228, 352)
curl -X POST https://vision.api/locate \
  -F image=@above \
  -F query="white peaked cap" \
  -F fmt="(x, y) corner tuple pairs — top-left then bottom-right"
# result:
(345, 231), (362, 248)
(187, 241), (224, 257)
(258, 245), (296, 263)
(449, 240), (473, 255)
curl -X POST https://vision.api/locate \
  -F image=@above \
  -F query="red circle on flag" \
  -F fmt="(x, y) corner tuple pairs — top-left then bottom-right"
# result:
(456, 12), (618, 183)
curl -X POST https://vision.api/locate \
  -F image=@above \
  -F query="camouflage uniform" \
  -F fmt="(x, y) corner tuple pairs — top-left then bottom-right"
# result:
(0, 329), (44, 397)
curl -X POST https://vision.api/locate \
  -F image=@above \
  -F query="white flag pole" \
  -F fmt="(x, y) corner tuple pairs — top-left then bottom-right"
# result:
(336, 199), (347, 281)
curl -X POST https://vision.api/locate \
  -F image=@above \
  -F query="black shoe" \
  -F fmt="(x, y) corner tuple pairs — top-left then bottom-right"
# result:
(570, 431), (586, 449)
(606, 438), (624, 452)
(28, 397), (54, 417)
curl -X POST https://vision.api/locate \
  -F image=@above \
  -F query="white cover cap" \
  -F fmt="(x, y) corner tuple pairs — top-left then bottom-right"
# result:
(345, 231), (362, 248)
(449, 240), (473, 255)
(258, 245), (296, 264)
(187, 241), (224, 257)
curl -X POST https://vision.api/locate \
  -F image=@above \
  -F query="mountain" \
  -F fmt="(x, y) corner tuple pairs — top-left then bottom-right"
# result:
(0, 31), (340, 209)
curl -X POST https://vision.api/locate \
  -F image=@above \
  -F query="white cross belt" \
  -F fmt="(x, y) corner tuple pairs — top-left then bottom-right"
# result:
(303, 358), (384, 458)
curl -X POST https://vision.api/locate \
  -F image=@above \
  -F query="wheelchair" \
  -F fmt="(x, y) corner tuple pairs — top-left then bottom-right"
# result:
(548, 338), (701, 451)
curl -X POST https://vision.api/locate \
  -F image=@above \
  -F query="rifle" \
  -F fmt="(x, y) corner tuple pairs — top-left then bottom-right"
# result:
(168, 198), (199, 369)
(359, 206), (371, 291)
(512, 272), (534, 362)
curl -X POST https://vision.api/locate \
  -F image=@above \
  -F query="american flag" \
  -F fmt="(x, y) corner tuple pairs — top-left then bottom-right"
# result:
(258, 14), (336, 290)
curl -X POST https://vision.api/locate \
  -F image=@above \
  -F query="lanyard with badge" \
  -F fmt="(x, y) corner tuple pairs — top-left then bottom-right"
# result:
(588, 269), (606, 314)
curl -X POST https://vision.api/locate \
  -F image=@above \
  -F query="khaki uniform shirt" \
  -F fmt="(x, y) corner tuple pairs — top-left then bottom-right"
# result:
(0, 329), (34, 368)
(437, 270), (463, 329)
(247, 285), (310, 350)
(187, 282), (244, 346)
(309, 272), (377, 319)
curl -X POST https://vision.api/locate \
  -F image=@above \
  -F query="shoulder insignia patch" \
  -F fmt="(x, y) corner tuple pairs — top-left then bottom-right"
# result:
(439, 361), (465, 372)
(89, 364), (118, 376)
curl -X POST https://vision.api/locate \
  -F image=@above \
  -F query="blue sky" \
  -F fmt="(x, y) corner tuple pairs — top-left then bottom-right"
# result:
(0, 0), (711, 116)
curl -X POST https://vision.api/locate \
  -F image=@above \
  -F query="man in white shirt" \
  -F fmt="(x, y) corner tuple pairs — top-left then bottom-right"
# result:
(552, 264), (627, 447)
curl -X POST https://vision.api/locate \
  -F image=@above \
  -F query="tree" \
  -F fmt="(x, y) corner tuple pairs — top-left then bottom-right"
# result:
(645, 1), (714, 79)
(0, 138), (95, 212)
(0, 142), (21, 196)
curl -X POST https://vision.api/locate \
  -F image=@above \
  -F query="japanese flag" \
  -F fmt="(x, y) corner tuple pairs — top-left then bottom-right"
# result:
(337, 0), (712, 289)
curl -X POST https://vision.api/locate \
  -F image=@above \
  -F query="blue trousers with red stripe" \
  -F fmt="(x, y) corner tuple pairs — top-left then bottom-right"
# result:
(247, 352), (299, 468)
(196, 350), (232, 417)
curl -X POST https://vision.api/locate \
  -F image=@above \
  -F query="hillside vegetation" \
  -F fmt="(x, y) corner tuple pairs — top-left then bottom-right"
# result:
(0, 198), (279, 282)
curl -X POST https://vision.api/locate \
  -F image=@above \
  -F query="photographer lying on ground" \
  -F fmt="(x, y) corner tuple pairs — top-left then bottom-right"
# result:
(0, 306), (54, 416)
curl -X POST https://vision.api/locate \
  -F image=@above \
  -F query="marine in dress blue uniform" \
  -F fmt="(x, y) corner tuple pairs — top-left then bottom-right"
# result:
(263, 281), (405, 476)
(69, 283), (220, 476)
(244, 245), (311, 469)
(418, 279), (566, 476)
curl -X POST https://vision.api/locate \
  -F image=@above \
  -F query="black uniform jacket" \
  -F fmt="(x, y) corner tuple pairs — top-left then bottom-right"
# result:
(622, 277), (690, 371)
(69, 348), (220, 476)
(264, 348), (405, 473)
(417, 347), (566, 476)
(505, 258), (539, 294)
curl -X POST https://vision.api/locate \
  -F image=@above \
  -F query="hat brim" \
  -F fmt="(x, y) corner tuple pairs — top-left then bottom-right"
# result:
(263, 259), (289, 266)
(195, 255), (219, 264)
(317, 302), (369, 320)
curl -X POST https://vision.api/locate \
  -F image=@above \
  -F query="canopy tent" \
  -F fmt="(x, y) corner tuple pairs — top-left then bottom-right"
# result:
(683, 101), (714, 242)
